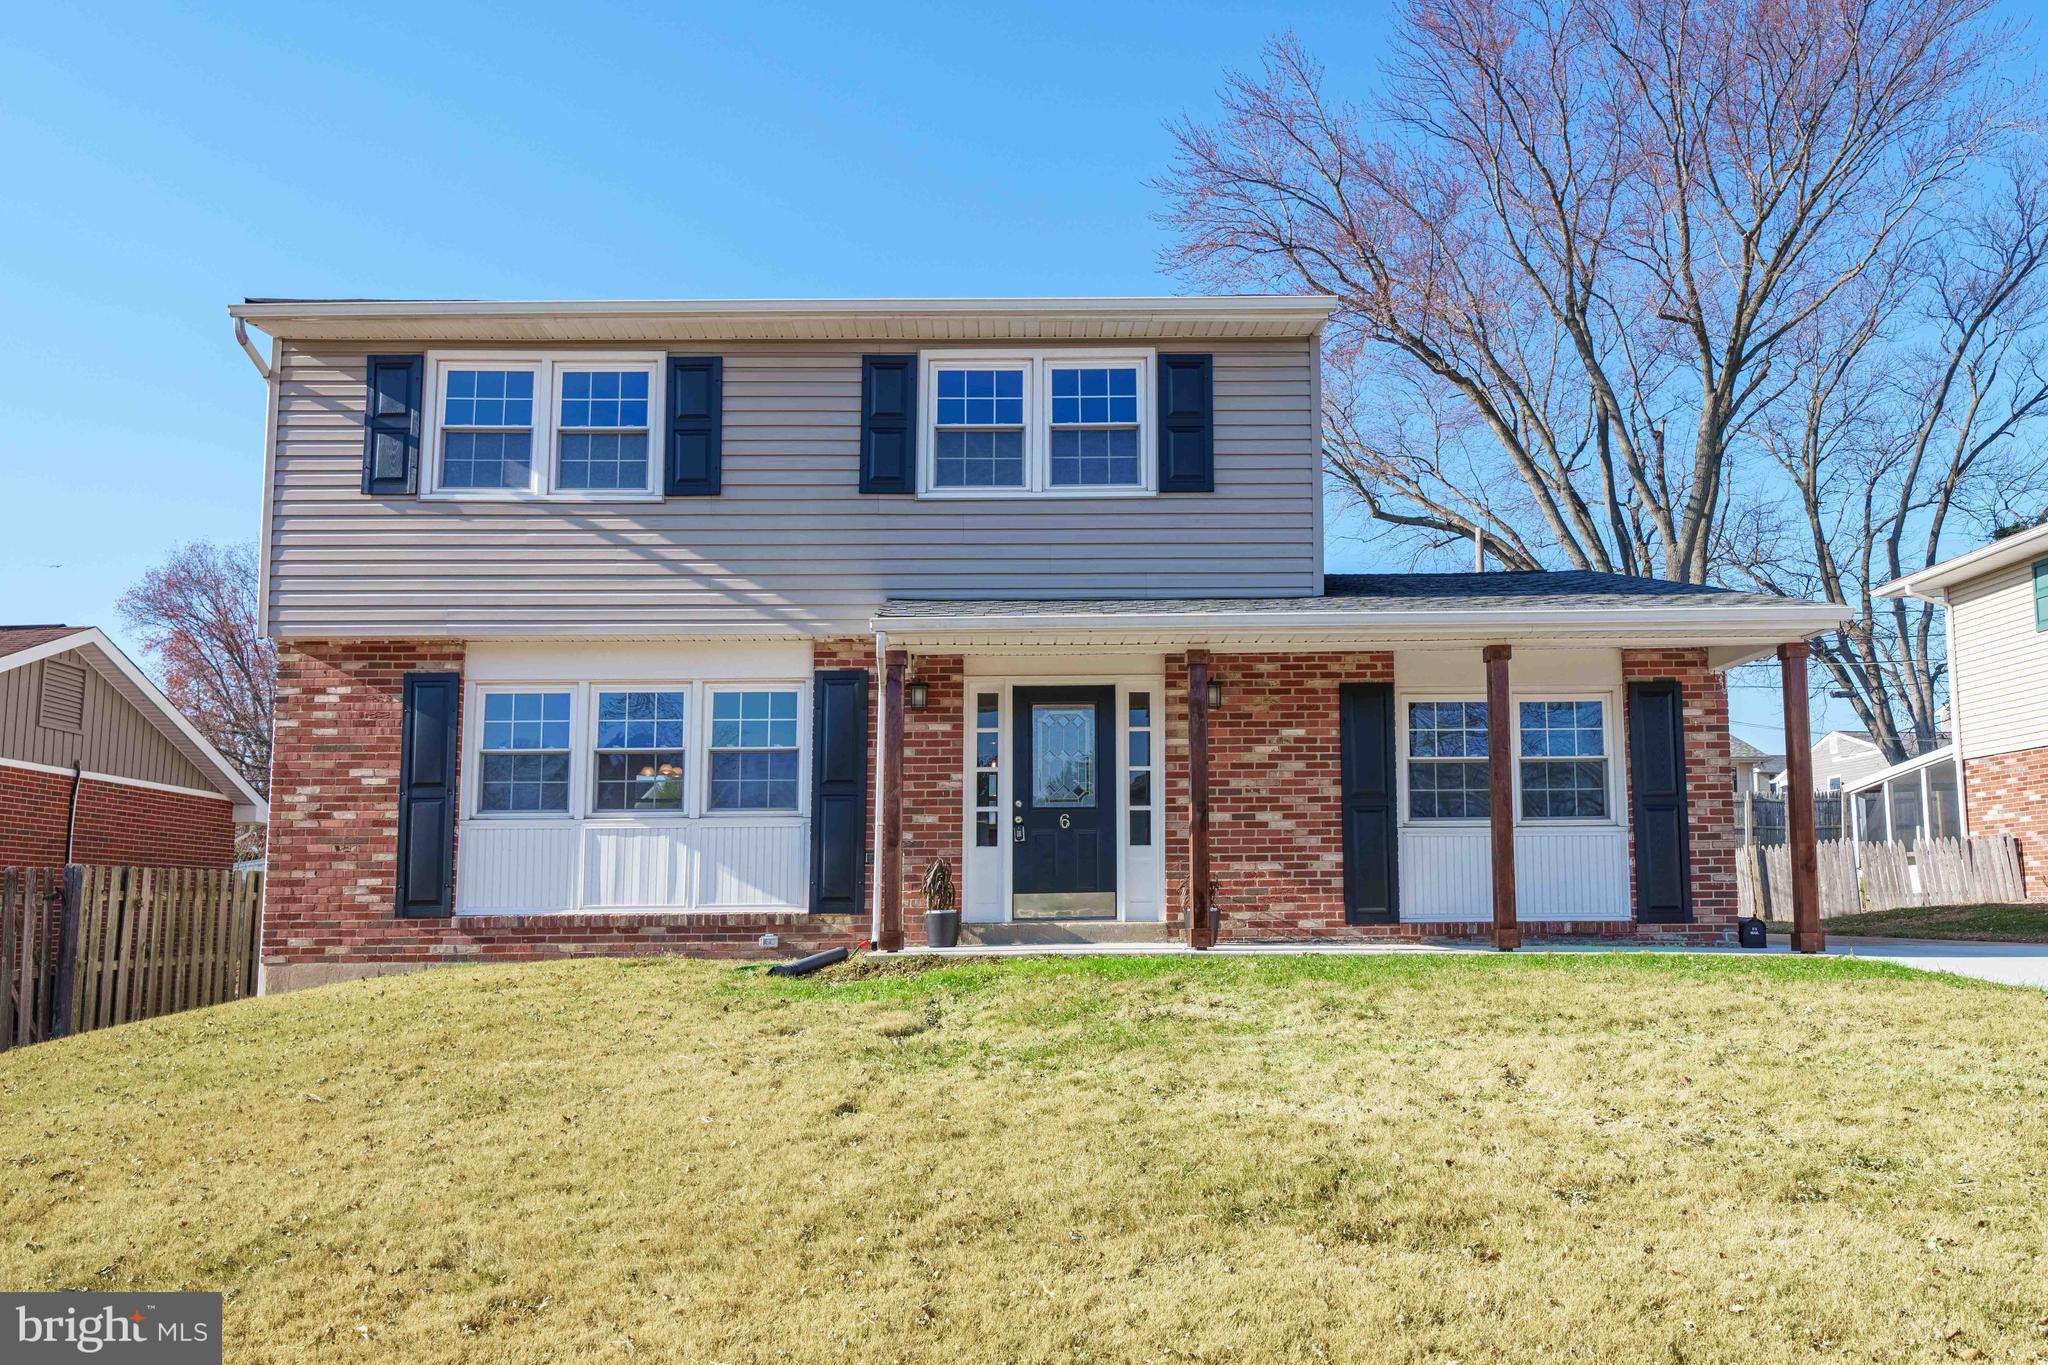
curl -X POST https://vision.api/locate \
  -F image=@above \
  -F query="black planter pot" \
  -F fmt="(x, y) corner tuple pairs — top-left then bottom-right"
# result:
(923, 910), (961, 949)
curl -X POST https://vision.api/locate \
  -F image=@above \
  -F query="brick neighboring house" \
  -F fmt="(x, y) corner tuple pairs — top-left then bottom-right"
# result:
(1877, 523), (2048, 898)
(0, 626), (267, 869)
(228, 296), (1849, 992)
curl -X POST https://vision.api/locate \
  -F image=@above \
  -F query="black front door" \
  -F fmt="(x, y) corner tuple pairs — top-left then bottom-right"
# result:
(1011, 686), (1118, 919)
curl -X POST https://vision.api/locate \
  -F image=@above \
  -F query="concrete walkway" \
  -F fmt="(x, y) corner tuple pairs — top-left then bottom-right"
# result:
(888, 935), (2048, 988)
(1820, 936), (2048, 989)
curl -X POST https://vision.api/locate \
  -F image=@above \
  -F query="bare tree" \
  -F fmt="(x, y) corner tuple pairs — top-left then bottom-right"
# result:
(1157, 0), (2042, 759)
(117, 542), (274, 807)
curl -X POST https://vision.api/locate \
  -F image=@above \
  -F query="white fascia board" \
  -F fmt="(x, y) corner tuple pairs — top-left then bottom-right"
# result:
(1840, 743), (1956, 795)
(6, 628), (269, 814)
(229, 294), (1338, 322)
(872, 602), (1850, 645)
(1875, 523), (2048, 601)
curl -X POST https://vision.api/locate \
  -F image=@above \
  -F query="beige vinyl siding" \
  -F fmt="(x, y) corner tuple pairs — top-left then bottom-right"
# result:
(264, 338), (1321, 638)
(1950, 556), (2048, 759)
(0, 651), (219, 791)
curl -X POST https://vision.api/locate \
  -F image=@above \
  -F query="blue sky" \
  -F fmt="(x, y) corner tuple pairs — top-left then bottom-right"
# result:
(0, 0), (1899, 750)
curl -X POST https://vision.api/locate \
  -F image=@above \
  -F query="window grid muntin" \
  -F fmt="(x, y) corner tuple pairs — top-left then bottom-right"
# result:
(440, 367), (538, 491)
(478, 690), (572, 813)
(1049, 365), (1142, 488)
(428, 354), (661, 499)
(920, 351), (1153, 497)
(558, 368), (652, 492)
(708, 688), (801, 811)
(1516, 700), (1609, 820)
(1407, 700), (1490, 821)
(933, 366), (1027, 489)
(592, 689), (687, 812)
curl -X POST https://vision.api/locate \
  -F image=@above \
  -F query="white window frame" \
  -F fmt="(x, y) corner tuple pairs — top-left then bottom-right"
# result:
(587, 684), (692, 819)
(918, 348), (1156, 499)
(702, 684), (807, 815)
(463, 678), (810, 824)
(471, 684), (578, 820)
(1399, 695), (1493, 826)
(423, 351), (666, 503)
(1511, 693), (1621, 826)
(1395, 690), (1626, 829)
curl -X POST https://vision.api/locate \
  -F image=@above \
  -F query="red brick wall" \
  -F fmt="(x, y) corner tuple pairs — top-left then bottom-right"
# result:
(264, 640), (869, 992)
(1621, 649), (1739, 943)
(897, 655), (965, 947)
(1963, 746), (2048, 899)
(0, 765), (234, 869)
(1149, 649), (1740, 943)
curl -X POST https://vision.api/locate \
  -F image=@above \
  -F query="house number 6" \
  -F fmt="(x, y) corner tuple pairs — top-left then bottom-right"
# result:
(1058, 813), (1071, 829)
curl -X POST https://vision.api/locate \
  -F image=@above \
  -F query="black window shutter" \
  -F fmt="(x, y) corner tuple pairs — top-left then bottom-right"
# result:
(1339, 682), (1399, 924)
(666, 356), (723, 496)
(859, 355), (916, 493)
(809, 668), (871, 913)
(1627, 680), (1693, 923)
(362, 354), (424, 495)
(395, 671), (459, 918)
(1157, 353), (1214, 492)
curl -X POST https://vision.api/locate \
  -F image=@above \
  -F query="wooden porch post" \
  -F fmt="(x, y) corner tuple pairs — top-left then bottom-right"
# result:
(1186, 650), (1213, 950)
(1483, 644), (1520, 950)
(1779, 642), (1824, 953)
(878, 649), (907, 952)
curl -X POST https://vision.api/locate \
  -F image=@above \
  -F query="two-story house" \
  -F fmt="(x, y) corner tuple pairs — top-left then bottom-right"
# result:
(229, 296), (1848, 991)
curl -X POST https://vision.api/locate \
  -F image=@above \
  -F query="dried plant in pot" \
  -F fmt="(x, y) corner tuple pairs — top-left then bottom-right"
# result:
(921, 859), (960, 949)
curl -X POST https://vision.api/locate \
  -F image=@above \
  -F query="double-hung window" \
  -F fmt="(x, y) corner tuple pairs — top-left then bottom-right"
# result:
(593, 690), (687, 811)
(708, 689), (801, 812)
(427, 354), (662, 500)
(1517, 701), (1609, 819)
(922, 350), (1152, 496)
(1407, 701), (1490, 820)
(478, 691), (572, 813)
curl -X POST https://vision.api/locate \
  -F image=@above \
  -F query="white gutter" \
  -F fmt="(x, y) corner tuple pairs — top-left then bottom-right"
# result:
(1875, 522), (2048, 601)
(228, 294), (1339, 325)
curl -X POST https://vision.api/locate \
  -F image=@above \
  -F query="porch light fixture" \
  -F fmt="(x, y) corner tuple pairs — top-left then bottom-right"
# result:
(1206, 680), (1224, 710)
(907, 680), (930, 710)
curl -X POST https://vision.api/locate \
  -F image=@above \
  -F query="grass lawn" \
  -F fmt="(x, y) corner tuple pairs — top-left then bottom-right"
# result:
(1769, 902), (2048, 943)
(5, 954), (2048, 1363)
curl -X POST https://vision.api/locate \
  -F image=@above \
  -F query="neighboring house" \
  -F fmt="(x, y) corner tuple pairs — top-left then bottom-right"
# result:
(228, 295), (1847, 991)
(0, 625), (267, 869)
(1729, 736), (1776, 795)
(1877, 522), (2048, 898)
(1770, 728), (1892, 795)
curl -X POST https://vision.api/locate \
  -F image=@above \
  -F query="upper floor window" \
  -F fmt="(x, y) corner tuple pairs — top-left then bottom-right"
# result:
(425, 353), (663, 501)
(921, 350), (1153, 498)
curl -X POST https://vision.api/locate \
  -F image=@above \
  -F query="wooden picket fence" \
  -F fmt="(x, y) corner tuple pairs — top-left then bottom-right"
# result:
(0, 865), (261, 1052)
(1738, 834), (2026, 919)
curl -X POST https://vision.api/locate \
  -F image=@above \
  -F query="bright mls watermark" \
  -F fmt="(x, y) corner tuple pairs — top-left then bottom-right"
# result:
(3, 1294), (220, 1362)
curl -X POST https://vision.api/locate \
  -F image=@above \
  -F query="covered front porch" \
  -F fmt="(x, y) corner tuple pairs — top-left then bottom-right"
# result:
(862, 575), (1847, 954)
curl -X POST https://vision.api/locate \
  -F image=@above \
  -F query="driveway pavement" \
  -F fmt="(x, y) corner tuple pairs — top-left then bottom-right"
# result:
(1822, 936), (2048, 989)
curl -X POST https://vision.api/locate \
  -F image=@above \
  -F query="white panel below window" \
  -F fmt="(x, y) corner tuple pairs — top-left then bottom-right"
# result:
(457, 818), (807, 914)
(1398, 826), (1631, 922)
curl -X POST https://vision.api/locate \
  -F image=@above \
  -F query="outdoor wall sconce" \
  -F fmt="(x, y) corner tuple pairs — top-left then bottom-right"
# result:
(907, 680), (930, 710)
(1206, 680), (1224, 711)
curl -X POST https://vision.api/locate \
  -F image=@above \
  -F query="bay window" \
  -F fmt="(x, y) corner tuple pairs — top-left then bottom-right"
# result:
(922, 350), (1153, 496)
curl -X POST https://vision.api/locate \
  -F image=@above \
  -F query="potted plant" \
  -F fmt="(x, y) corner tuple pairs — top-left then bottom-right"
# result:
(922, 860), (960, 949)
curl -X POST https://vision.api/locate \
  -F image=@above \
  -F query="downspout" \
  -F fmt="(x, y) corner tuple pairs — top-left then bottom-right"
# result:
(233, 317), (272, 380)
(1941, 591), (1969, 838)
(64, 760), (82, 862)
(870, 629), (888, 946)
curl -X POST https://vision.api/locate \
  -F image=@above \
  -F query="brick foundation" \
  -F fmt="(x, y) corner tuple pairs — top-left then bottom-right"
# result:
(0, 766), (234, 869)
(1963, 746), (2048, 899)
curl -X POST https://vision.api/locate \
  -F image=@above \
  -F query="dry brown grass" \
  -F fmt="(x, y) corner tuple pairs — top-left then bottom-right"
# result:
(3, 952), (2047, 1363)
